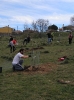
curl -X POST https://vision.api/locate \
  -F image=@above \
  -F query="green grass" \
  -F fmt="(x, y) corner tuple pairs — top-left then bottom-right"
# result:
(0, 32), (74, 100)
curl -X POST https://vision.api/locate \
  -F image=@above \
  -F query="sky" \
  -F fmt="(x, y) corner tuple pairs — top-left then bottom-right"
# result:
(0, 0), (74, 31)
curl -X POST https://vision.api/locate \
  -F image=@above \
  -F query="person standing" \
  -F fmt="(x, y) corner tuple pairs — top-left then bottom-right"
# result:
(12, 49), (30, 71)
(46, 31), (52, 44)
(68, 32), (73, 44)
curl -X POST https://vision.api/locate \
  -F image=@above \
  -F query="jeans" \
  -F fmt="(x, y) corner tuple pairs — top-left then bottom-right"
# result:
(48, 38), (52, 44)
(12, 60), (24, 71)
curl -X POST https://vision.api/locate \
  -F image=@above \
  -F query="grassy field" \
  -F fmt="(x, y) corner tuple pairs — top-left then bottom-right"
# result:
(0, 32), (74, 100)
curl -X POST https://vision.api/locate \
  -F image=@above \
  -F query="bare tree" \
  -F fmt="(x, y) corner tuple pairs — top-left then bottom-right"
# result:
(24, 22), (28, 30)
(36, 19), (49, 32)
(32, 21), (38, 31)
(70, 16), (74, 26)
(32, 19), (49, 32)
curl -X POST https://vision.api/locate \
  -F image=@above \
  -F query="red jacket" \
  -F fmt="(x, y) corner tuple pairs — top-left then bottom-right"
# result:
(12, 40), (17, 44)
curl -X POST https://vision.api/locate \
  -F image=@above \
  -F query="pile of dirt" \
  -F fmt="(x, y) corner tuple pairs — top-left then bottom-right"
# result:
(23, 63), (57, 74)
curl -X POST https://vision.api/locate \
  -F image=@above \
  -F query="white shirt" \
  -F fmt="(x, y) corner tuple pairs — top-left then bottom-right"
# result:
(12, 52), (24, 65)
(9, 41), (14, 46)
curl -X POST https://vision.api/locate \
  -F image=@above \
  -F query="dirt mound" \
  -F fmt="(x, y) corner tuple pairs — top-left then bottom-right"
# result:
(23, 63), (57, 74)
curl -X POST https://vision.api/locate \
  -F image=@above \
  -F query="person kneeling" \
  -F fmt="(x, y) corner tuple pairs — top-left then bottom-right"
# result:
(12, 48), (31, 71)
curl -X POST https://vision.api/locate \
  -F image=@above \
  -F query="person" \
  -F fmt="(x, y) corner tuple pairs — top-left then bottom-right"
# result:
(27, 35), (30, 43)
(9, 36), (13, 42)
(46, 31), (52, 44)
(68, 32), (73, 44)
(8, 36), (13, 47)
(23, 38), (27, 45)
(12, 49), (31, 71)
(23, 35), (31, 45)
(9, 37), (16, 53)
(9, 40), (15, 53)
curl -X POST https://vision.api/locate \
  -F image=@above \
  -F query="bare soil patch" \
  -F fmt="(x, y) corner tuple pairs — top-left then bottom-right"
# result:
(11, 63), (57, 76)
(23, 62), (57, 74)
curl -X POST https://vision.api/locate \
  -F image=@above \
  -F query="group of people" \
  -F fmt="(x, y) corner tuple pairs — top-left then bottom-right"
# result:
(46, 30), (73, 45)
(11, 32), (54, 71)
(10, 31), (73, 71)
(8, 35), (31, 71)
(9, 35), (31, 53)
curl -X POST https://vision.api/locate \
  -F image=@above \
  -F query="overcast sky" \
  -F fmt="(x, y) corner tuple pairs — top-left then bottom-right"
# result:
(0, 0), (74, 31)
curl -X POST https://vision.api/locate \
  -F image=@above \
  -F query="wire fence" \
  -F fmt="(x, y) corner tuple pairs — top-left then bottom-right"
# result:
(31, 50), (40, 68)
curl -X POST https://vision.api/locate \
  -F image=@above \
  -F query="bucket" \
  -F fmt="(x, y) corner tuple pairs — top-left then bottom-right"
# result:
(0, 67), (2, 73)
